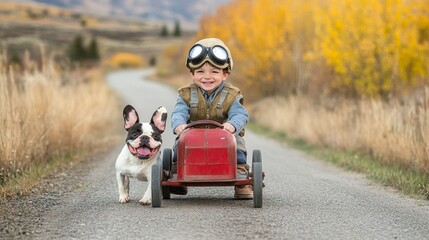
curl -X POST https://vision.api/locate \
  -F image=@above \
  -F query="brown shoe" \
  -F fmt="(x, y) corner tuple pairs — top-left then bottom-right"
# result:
(234, 185), (253, 199)
(237, 164), (250, 179)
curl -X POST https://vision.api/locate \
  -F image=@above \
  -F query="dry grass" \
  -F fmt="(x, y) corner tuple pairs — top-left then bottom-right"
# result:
(0, 52), (121, 193)
(249, 95), (429, 174)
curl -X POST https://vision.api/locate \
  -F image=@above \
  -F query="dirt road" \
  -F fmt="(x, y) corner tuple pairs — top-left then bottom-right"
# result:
(3, 69), (429, 240)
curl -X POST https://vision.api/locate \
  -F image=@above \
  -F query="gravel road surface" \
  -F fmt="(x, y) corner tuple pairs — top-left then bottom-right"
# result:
(1, 69), (428, 240)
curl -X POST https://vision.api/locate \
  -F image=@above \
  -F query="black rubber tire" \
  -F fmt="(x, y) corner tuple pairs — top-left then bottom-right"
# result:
(252, 149), (262, 163)
(161, 148), (172, 199)
(252, 154), (263, 208)
(151, 163), (162, 208)
(162, 148), (172, 173)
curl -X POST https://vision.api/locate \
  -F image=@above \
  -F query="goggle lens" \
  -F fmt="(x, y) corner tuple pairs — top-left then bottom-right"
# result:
(189, 45), (203, 59)
(211, 46), (228, 60)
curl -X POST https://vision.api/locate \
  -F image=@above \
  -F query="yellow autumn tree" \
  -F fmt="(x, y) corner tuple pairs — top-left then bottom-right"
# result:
(314, 0), (429, 98)
(188, 0), (429, 100)
(197, 0), (311, 101)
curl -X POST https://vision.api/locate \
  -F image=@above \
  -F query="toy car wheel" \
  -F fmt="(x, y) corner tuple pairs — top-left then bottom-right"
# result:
(252, 149), (262, 163)
(252, 150), (263, 208)
(151, 162), (162, 207)
(162, 148), (172, 176)
(161, 148), (172, 199)
(252, 162), (263, 208)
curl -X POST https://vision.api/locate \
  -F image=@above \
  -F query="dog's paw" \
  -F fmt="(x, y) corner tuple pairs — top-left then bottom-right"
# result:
(139, 197), (151, 205)
(119, 195), (130, 203)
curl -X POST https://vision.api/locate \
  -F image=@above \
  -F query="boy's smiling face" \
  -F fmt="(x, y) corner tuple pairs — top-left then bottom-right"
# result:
(191, 62), (229, 95)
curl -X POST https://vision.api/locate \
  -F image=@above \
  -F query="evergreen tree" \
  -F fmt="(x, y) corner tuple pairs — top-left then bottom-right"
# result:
(9, 54), (21, 67)
(149, 55), (156, 66)
(68, 34), (86, 62)
(160, 24), (168, 37)
(80, 18), (87, 28)
(173, 20), (181, 37)
(87, 37), (100, 61)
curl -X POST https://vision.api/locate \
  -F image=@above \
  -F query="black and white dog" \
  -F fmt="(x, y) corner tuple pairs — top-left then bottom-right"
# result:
(115, 105), (167, 205)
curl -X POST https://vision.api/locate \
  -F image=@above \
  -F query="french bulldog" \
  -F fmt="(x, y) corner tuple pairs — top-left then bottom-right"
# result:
(115, 105), (167, 205)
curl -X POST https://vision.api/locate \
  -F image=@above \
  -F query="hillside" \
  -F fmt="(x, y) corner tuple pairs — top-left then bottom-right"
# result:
(9, 0), (231, 30)
(0, 2), (193, 64)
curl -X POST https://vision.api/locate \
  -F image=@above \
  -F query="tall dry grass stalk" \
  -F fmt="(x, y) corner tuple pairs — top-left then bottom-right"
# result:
(0, 52), (120, 184)
(250, 94), (429, 173)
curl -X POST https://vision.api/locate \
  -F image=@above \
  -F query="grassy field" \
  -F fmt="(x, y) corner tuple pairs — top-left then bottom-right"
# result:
(249, 96), (429, 200)
(0, 56), (122, 197)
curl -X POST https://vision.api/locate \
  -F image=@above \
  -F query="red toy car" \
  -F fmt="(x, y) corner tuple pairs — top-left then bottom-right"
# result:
(151, 120), (264, 208)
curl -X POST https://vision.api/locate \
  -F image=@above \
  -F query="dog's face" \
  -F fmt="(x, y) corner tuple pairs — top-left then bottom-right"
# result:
(123, 105), (167, 160)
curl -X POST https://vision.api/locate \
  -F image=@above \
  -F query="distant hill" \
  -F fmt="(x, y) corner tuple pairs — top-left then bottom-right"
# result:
(0, 0), (196, 64)
(28, 0), (231, 29)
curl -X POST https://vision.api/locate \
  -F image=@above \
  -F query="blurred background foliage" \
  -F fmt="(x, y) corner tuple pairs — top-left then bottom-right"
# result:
(107, 52), (145, 69)
(164, 0), (429, 102)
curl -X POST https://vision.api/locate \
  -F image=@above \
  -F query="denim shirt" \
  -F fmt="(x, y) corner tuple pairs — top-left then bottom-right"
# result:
(171, 82), (249, 134)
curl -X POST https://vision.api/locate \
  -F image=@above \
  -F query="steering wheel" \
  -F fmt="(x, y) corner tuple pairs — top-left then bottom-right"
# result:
(184, 120), (223, 130)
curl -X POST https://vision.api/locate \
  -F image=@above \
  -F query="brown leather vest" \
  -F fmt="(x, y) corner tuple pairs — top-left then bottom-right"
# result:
(178, 82), (242, 124)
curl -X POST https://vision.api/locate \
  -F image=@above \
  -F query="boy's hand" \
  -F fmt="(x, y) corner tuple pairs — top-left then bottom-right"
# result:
(174, 124), (188, 135)
(222, 122), (236, 133)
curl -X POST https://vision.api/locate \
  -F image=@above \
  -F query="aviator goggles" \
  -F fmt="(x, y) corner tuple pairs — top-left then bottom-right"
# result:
(186, 44), (231, 70)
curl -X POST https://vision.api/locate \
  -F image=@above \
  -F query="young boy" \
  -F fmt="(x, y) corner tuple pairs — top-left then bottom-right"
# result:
(171, 37), (253, 199)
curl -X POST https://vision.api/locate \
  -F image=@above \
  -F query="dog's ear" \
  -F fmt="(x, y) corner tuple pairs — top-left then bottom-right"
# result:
(151, 106), (167, 133)
(123, 105), (139, 130)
